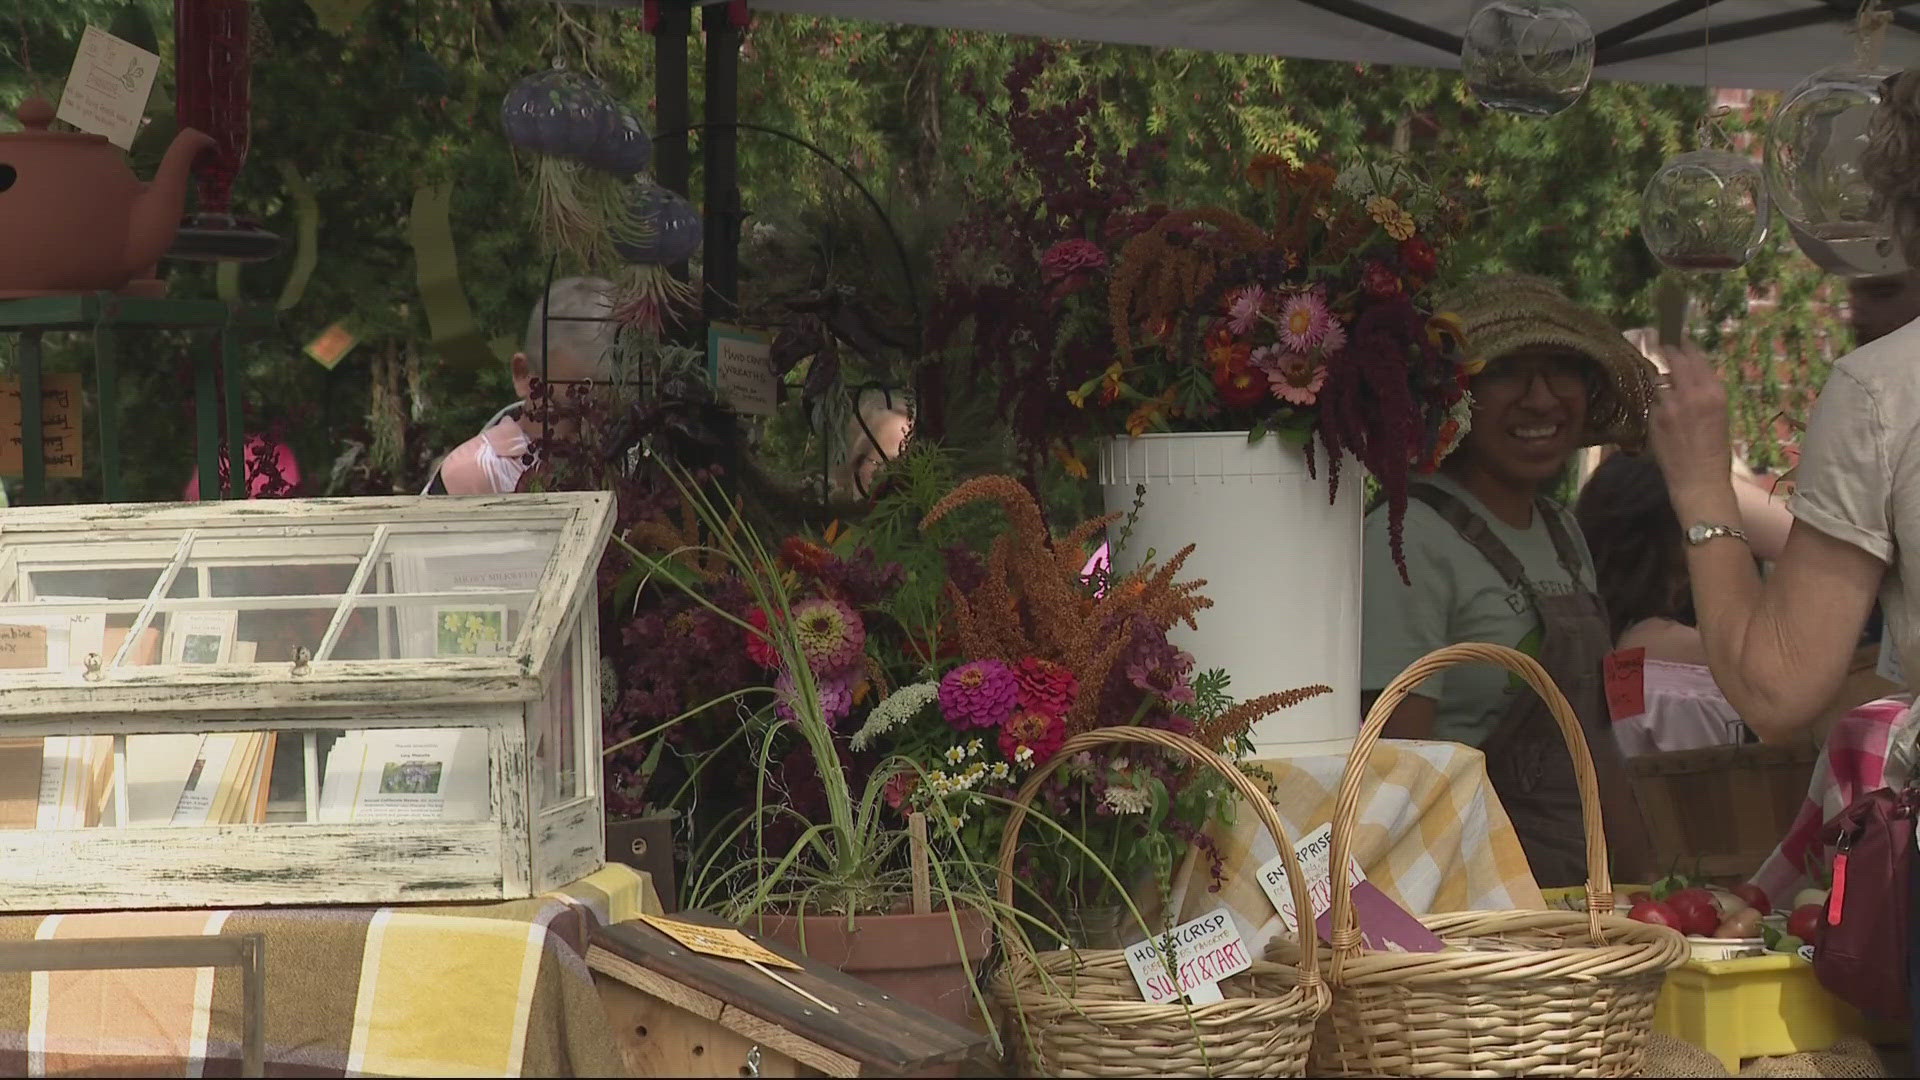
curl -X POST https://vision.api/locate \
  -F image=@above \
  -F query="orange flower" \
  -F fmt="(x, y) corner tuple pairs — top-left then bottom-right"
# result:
(1126, 389), (1178, 436)
(1054, 444), (1089, 479)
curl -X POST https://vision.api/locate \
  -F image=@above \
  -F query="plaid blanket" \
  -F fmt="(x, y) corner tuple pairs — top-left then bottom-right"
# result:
(1750, 698), (1916, 910)
(0, 863), (653, 1077)
(1171, 739), (1543, 950)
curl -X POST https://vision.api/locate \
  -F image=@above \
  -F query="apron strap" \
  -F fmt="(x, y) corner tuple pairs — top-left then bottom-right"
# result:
(1408, 483), (1529, 592)
(1537, 501), (1589, 586)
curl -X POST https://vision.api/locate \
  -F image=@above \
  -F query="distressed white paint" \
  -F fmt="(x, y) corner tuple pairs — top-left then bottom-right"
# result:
(0, 493), (615, 910)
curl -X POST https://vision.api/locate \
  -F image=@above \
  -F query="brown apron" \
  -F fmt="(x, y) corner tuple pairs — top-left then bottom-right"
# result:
(1410, 483), (1654, 889)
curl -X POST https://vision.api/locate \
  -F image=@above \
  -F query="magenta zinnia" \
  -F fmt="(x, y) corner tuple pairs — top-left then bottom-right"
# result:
(791, 598), (866, 674)
(1278, 290), (1333, 351)
(939, 659), (1019, 730)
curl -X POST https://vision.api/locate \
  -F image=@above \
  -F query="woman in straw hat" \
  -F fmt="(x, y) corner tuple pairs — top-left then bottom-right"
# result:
(1361, 274), (1657, 887)
(1655, 74), (1920, 1037)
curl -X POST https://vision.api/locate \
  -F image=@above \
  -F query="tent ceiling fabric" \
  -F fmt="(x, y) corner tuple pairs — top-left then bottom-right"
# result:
(750, 1), (1920, 90)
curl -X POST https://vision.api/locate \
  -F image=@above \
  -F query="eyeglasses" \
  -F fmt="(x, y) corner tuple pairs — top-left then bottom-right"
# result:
(1474, 355), (1593, 399)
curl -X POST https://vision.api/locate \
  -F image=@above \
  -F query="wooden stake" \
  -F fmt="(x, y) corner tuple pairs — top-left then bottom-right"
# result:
(908, 811), (931, 916)
(746, 958), (841, 1014)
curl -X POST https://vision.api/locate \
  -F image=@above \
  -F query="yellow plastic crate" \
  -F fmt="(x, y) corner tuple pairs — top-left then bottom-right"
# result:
(1653, 953), (1893, 1070)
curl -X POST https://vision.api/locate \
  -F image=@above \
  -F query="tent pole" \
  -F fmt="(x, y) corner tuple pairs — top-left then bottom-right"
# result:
(1292, 0), (1461, 56)
(651, 0), (694, 199)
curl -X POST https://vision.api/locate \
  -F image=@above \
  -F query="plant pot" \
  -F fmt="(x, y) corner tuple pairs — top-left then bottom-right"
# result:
(757, 907), (994, 1035)
(1101, 431), (1362, 757)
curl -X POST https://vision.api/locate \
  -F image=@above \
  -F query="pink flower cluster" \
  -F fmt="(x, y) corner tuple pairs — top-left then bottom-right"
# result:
(936, 656), (1081, 764)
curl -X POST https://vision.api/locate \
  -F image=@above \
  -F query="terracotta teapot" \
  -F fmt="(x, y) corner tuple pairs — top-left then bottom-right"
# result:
(0, 97), (214, 299)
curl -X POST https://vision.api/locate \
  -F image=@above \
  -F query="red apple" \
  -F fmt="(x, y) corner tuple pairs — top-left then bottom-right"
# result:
(1787, 903), (1824, 942)
(1629, 891), (1654, 906)
(1669, 887), (1716, 912)
(1628, 900), (1682, 930)
(1731, 883), (1772, 917)
(1676, 901), (1722, 937)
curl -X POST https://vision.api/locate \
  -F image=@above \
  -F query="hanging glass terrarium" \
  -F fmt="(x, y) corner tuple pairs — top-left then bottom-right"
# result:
(1641, 149), (1770, 272)
(1460, 0), (1595, 117)
(611, 180), (703, 334)
(501, 65), (654, 267)
(1768, 62), (1907, 276)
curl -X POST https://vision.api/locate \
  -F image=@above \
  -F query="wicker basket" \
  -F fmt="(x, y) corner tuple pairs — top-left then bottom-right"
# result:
(990, 727), (1331, 1077)
(1630, 741), (1819, 886)
(1310, 642), (1690, 1078)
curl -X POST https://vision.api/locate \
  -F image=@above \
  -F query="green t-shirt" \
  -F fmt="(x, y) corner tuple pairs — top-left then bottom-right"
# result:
(1360, 473), (1596, 747)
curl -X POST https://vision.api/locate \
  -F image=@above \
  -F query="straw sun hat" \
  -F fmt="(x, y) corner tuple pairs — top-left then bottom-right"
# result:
(1439, 274), (1659, 450)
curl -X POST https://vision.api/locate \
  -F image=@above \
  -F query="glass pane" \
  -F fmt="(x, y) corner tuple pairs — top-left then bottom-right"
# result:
(363, 531), (560, 660)
(0, 726), (491, 830)
(532, 636), (580, 808)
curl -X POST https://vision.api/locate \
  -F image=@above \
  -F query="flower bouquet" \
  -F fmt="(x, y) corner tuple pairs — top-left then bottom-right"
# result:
(1079, 157), (1476, 571)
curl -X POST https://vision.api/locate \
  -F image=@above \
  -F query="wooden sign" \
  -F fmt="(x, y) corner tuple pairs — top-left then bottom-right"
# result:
(636, 913), (799, 970)
(0, 625), (48, 670)
(0, 373), (84, 478)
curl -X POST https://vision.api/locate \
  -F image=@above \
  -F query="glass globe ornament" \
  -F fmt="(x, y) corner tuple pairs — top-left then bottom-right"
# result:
(1640, 149), (1771, 272)
(1767, 62), (1906, 276)
(1460, 1), (1595, 117)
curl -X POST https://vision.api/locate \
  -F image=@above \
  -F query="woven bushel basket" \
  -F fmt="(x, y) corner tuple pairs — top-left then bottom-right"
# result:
(1310, 642), (1690, 1077)
(989, 727), (1331, 1077)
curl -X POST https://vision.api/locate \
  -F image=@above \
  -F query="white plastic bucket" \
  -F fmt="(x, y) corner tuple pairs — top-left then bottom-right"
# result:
(1100, 432), (1362, 758)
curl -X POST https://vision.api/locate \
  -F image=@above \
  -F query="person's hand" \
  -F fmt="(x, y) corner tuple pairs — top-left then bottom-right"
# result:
(1648, 340), (1734, 500)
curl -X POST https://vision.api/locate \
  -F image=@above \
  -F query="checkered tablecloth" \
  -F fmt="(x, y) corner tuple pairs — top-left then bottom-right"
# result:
(1170, 739), (1544, 951)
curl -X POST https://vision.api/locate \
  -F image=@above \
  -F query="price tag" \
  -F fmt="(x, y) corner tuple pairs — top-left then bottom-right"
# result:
(1122, 908), (1250, 1006)
(1256, 822), (1365, 933)
(636, 914), (800, 970)
(1604, 647), (1647, 722)
(304, 323), (359, 371)
(56, 26), (160, 150)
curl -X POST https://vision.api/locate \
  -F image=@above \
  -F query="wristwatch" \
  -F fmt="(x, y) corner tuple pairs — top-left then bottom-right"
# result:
(1685, 522), (1748, 547)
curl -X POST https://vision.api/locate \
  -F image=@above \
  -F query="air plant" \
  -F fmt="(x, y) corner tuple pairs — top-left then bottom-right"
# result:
(500, 67), (655, 267)
(611, 180), (705, 334)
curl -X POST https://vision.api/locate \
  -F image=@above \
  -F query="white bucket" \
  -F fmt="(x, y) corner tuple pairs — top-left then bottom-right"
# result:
(1100, 432), (1362, 758)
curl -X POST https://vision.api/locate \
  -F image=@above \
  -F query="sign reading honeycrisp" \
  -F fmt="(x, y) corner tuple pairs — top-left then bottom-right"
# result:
(1123, 907), (1251, 1006)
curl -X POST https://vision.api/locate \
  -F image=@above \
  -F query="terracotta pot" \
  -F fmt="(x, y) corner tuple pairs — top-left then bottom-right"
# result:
(757, 907), (994, 1034)
(0, 97), (213, 298)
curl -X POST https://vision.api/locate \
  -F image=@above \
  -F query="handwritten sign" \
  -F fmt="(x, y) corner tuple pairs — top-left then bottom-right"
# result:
(1122, 908), (1250, 1006)
(1604, 647), (1647, 722)
(0, 374), (84, 479)
(1257, 822), (1366, 934)
(304, 323), (359, 370)
(55, 26), (160, 150)
(1257, 822), (1445, 954)
(707, 324), (777, 417)
(0, 625), (48, 670)
(636, 914), (800, 971)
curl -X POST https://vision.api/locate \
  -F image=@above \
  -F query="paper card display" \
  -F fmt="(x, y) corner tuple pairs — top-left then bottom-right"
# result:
(164, 611), (237, 665)
(0, 374), (84, 479)
(1256, 823), (1445, 954)
(434, 606), (508, 657)
(637, 915), (802, 970)
(304, 323), (359, 370)
(56, 25), (161, 150)
(0, 625), (48, 670)
(707, 324), (778, 417)
(1604, 647), (1648, 722)
(1123, 908), (1252, 1006)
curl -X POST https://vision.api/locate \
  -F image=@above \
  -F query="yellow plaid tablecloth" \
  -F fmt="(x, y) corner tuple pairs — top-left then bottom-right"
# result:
(1171, 739), (1544, 950)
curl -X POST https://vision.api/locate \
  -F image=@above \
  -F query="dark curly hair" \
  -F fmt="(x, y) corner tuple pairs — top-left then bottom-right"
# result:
(1573, 452), (1695, 643)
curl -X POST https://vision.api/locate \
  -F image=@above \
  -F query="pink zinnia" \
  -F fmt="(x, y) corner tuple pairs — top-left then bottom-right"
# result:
(939, 659), (1019, 730)
(1225, 286), (1266, 335)
(1041, 238), (1108, 280)
(1266, 352), (1328, 406)
(1278, 291), (1333, 351)
(1013, 657), (1079, 718)
(791, 598), (866, 674)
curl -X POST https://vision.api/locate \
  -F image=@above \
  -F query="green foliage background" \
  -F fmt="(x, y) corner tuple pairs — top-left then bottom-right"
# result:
(1, 2), (1843, 504)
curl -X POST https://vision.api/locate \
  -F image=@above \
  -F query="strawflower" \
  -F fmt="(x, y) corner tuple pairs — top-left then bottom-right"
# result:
(939, 659), (1020, 730)
(1277, 290), (1334, 352)
(1225, 285), (1267, 336)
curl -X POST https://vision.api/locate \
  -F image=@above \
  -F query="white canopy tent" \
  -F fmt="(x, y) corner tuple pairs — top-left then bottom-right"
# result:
(751, 1), (1920, 90)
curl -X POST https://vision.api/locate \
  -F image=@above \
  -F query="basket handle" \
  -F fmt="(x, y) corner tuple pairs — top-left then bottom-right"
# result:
(1327, 642), (1612, 980)
(996, 725), (1321, 987)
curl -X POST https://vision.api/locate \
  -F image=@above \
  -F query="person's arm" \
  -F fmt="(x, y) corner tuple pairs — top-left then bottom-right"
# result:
(1733, 474), (1793, 562)
(1652, 346), (1888, 743)
(1362, 690), (1437, 740)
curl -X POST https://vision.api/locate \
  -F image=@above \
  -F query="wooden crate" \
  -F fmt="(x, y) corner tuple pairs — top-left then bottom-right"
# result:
(0, 493), (614, 910)
(1629, 741), (1819, 886)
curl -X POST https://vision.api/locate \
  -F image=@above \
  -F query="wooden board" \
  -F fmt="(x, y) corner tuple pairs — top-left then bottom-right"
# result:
(589, 912), (988, 1077)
